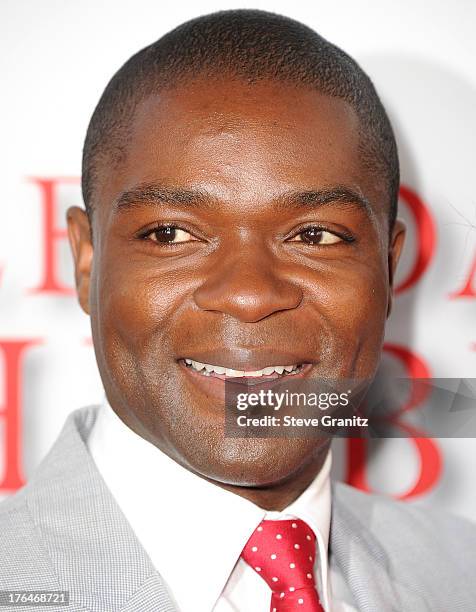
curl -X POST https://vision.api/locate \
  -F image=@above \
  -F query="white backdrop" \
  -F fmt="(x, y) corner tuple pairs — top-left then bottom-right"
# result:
(1, 0), (475, 518)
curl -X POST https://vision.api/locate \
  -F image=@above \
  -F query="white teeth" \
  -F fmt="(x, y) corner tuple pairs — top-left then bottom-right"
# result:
(262, 366), (276, 375)
(184, 359), (301, 377)
(225, 368), (244, 377)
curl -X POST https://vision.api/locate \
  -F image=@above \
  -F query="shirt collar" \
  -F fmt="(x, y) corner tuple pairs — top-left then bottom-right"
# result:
(88, 395), (332, 612)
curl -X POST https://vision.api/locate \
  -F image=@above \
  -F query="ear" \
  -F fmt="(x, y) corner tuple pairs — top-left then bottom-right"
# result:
(66, 206), (94, 315)
(387, 219), (406, 318)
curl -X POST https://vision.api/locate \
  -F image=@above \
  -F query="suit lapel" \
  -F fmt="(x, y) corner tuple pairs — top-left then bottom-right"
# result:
(329, 482), (429, 612)
(118, 574), (178, 612)
(25, 405), (178, 612)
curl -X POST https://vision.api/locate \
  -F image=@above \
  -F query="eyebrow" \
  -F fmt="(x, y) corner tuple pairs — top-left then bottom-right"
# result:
(114, 181), (374, 219)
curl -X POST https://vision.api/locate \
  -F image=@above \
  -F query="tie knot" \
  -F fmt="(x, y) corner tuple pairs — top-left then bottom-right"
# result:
(241, 519), (317, 594)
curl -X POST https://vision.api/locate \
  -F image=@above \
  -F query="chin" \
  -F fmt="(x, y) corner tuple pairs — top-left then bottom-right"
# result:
(188, 435), (328, 489)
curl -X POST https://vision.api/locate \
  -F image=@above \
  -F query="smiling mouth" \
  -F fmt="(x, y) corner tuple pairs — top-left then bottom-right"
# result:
(181, 358), (305, 379)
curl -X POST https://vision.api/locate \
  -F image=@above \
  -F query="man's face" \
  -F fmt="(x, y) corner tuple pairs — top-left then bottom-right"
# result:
(68, 78), (405, 489)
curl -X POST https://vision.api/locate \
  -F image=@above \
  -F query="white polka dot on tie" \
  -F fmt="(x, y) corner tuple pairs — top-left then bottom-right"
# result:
(272, 577), (278, 582)
(251, 546), (258, 552)
(289, 563), (295, 569)
(298, 598), (304, 604)
(280, 592), (285, 599)
(255, 567), (261, 572)
(276, 534), (282, 540)
(307, 573), (313, 579)
(309, 555), (313, 562)
(257, 526), (263, 532)
(289, 587), (295, 592)
(273, 609), (277, 612)
(306, 535), (312, 541)
(294, 543), (300, 549)
(292, 522), (297, 528)
(271, 553), (277, 559)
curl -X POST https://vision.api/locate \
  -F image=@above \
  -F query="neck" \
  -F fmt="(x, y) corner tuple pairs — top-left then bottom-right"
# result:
(211, 441), (331, 511)
(110, 399), (332, 512)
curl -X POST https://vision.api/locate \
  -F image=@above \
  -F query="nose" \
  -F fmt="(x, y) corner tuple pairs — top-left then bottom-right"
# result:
(193, 247), (303, 323)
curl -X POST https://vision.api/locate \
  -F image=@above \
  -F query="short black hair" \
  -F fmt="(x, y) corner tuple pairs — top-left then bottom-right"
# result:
(82, 9), (399, 231)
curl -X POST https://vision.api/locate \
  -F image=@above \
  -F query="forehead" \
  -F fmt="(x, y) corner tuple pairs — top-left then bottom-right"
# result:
(98, 78), (386, 222)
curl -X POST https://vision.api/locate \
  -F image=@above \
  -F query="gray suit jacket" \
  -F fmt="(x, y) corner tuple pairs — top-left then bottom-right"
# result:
(1, 405), (475, 612)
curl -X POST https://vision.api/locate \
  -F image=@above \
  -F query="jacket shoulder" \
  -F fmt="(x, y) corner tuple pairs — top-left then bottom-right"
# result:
(332, 480), (476, 567)
(331, 482), (476, 610)
(0, 488), (59, 588)
(333, 480), (476, 535)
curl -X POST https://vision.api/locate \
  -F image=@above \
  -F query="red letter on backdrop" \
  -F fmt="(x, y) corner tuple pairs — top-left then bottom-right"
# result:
(28, 177), (79, 295)
(395, 185), (437, 294)
(449, 250), (476, 299)
(0, 340), (41, 492)
(345, 346), (443, 500)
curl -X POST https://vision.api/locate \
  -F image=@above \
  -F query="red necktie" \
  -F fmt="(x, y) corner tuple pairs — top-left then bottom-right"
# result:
(241, 518), (325, 611)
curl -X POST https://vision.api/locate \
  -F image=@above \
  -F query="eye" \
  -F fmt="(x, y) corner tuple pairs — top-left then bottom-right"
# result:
(288, 227), (346, 245)
(142, 225), (198, 244)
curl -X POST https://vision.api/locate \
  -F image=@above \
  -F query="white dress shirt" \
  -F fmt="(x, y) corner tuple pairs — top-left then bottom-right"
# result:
(87, 395), (357, 612)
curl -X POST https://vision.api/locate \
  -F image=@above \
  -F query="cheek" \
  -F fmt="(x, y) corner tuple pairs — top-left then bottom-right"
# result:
(305, 260), (388, 371)
(90, 255), (192, 401)
(328, 274), (387, 329)
(91, 255), (195, 408)
(97, 258), (191, 347)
